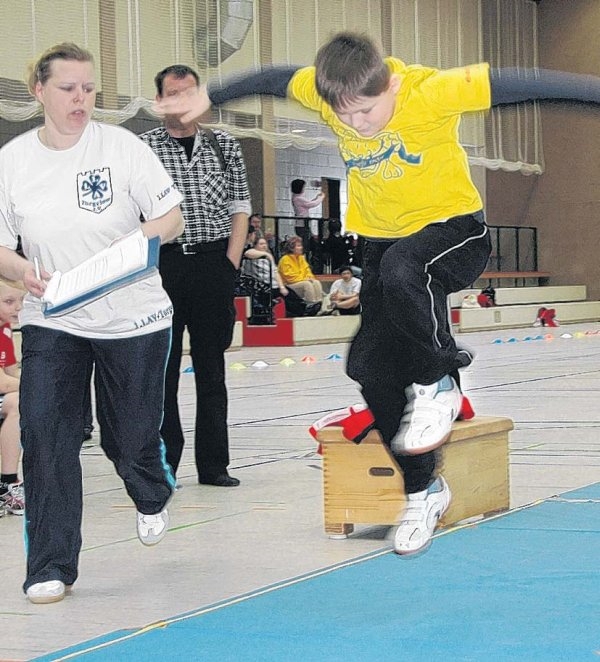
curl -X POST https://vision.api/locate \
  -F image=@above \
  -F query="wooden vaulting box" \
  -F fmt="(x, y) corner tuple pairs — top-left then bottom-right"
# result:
(316, 416), (513, 537)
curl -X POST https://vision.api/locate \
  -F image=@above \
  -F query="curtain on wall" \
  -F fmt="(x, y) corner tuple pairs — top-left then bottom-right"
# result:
(0, 0), (542, 173)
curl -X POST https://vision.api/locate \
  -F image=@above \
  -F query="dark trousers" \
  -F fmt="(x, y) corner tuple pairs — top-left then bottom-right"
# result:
(347, 212), (491, 492)
(20, 326), (174, 591)
(159, 244), (237, 479)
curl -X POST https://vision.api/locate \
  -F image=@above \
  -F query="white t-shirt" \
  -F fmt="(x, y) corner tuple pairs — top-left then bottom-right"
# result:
(330, 276), (362, 297)
(0, 122), (183, 339)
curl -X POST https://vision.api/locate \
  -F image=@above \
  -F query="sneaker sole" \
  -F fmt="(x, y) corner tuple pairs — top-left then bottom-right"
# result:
(394, 539), (433, 557)
(28, 592), (65, 605)
(139, 535), (166, 547)
(27, 585), (72, 604)
(395, 431), (451, 456)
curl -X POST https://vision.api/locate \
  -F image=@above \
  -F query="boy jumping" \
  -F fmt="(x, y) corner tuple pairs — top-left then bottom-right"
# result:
(156, 32), (600, 554)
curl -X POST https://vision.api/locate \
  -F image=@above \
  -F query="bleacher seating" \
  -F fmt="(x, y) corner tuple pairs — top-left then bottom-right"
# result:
(451, 285), (600, 332)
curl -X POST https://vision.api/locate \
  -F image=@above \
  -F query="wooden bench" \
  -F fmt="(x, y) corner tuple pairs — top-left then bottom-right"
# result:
(316, 416), (513, 537)
(477, 271), (551, 287)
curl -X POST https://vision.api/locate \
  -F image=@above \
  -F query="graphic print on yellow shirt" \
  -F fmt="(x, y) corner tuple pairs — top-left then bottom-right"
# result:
(289, 59), (491, 239)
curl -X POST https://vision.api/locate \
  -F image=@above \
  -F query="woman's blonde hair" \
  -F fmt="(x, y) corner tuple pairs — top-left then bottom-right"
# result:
(26, 42), (94, 95)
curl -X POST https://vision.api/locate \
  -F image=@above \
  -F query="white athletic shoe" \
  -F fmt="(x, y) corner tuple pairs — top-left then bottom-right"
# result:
(26, 580), (68, 604)
(2, 481), (25, 515)
(394, 476), (451, 556)
(391, 375), (462, 455)
(137, 508), (169, 546)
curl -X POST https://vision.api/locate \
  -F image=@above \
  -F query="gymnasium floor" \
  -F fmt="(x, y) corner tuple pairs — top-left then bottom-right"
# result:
(2, 321), (600, 661)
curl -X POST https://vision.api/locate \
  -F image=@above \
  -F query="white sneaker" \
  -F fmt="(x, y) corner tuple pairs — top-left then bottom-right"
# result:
(394, 476), (451, 555)
(26, 580), (68, 604)
(391, 375), (462, 455)
(2, 481), (25, 515)
(137, 508), (169, 546)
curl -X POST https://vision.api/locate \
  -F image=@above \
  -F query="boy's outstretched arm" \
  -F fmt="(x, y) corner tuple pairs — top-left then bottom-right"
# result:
(490, 67), (600, 106)
(154, 66), (300, 123)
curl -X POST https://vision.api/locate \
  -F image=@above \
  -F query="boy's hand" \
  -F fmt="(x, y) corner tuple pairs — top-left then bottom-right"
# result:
(23, 263), (49, 298)
(152, 84), (212, 124)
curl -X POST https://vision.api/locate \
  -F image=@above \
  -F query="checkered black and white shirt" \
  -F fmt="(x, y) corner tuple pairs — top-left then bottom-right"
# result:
(140, 127), (251, 244)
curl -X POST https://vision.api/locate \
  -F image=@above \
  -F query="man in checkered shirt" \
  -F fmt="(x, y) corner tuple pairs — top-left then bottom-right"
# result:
(141, 65), (251, 488)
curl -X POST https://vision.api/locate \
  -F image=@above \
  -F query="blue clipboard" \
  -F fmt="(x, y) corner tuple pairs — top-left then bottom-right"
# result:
(42, 235), (161, 317)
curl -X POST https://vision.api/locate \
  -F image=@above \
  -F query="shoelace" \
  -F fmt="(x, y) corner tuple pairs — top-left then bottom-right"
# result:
(139, 513), (163, 532)
(10, 484), (24, 499)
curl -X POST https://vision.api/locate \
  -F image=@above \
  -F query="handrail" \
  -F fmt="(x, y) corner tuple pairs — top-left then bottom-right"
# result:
(255, 216), (541, 275)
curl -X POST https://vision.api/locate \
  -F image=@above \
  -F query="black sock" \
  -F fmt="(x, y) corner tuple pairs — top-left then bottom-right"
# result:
(1, 473), (18, 491)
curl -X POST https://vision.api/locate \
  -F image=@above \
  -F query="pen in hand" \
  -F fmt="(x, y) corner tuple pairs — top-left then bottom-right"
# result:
(31, 256), (48, 299)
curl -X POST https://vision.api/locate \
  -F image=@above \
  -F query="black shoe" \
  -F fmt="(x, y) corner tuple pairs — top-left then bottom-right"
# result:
(83, 426), (94, 441)
(198, 473), (240, 487)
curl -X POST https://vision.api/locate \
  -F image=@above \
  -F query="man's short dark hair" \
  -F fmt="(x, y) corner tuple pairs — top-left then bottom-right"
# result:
(339, 265), (353, 274)
(154, 65), (200, 96)
(290, 179), (305, 194)
(315, 32), (390, 111)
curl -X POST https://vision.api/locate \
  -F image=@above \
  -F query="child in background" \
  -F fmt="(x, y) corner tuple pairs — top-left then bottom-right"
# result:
(327, 265), (361, 315)
(0, 278), (25, 516)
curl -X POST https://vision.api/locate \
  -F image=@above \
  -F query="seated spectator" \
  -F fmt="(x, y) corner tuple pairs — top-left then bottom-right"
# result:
(278, 236), (324, 314)
(0, 279), (25, 516)
(249, 213), (265, 239)
(327, 265), (362, 315)
(245, 223), (257, 250)
(243, 236), (289, 300)
(235, 224), (259, 296)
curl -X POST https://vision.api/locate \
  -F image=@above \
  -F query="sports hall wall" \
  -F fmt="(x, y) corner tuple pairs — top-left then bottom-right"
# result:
(1, 1), (597, 299)
(486, 0), (600, 299)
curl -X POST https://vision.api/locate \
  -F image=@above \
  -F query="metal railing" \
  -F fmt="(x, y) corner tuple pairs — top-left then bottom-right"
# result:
(485, 225), (539, 272)
(256, 216), (540, 275)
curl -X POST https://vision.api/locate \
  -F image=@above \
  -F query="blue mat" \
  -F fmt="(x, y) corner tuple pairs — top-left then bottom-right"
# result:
(36, 484), (600, 661)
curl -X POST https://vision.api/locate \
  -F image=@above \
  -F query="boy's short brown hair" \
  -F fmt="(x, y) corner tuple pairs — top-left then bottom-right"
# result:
(315, 32), (390, 111)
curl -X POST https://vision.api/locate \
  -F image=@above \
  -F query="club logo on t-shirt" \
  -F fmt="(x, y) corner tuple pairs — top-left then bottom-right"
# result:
(77, 168), (113, 213)
(342, 132), (422, 180)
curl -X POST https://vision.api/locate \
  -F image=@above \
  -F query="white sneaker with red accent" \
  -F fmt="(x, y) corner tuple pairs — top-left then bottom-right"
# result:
(393, 476), (451, 555)
(391, 375), (462, 455)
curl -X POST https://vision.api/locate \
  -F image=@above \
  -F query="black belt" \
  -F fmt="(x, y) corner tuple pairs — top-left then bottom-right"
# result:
(161, 238), (228, 255)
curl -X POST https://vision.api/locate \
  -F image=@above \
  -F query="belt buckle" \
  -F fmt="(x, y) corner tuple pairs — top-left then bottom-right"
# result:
(182, 243), (195, 255)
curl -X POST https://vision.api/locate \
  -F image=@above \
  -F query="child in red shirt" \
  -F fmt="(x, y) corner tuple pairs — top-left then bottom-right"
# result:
(0, 279), (25, 516)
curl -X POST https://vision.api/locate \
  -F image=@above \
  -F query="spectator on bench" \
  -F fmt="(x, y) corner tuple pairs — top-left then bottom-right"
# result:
(327, 265), (362, 315)
(278, 236), (324, 315)
(244, 236), (289, 301)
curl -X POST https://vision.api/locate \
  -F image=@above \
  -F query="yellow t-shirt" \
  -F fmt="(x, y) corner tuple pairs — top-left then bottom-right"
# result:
(278, 254), (314, 284)
(289, 59), (491, 239)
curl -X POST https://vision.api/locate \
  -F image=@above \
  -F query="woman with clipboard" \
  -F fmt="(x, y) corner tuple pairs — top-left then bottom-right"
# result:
(0, 43), (185, 604)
